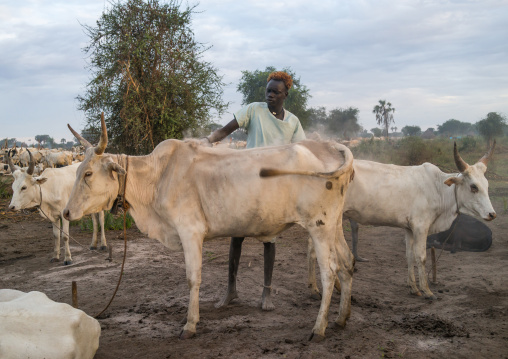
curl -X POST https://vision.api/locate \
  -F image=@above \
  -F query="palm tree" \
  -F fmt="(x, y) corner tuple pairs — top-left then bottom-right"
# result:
(373, 100), (395, 137)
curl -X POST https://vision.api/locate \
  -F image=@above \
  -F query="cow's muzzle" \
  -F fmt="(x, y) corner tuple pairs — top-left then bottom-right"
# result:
(485, 212), (497, 221)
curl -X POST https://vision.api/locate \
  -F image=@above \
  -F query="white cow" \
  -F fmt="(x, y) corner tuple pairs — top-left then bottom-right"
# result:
(43, 150), (73, 168)
(63, 118), (355, 341)
(0, 289), (100, 359)
(8, 151), (107, 265)
(19, 148), (43, 167)
(308, 143), (496, 300)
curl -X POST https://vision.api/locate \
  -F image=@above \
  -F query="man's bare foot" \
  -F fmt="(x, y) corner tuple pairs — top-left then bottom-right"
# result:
(261, 287), (275, 311)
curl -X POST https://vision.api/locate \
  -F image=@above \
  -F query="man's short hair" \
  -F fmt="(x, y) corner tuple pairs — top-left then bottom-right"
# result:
(267, 71), (293, 90)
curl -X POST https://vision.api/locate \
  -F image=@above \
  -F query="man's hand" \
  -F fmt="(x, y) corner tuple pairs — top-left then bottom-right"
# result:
(183, 137), (212, 147)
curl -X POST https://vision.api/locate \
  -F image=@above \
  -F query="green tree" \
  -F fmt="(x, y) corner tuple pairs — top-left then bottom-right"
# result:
(401, 125), (422, 137)
(476, 112), (507, 147)
(370, 127), (383, 137)
(359, 129), (371, 138)
(326, 107), (361, 140)
(373, 100), (395, 137)
(77, 0), (228, 154)
(236, 66), (312, 129)
(1, 138), (16, 148)
(307, 106), (328, 127)
(437, 119), (474, 137)
(35, 135), (54, 146)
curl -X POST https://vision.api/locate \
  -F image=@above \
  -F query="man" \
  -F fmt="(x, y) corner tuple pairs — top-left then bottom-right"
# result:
(205, 71), (305, 311)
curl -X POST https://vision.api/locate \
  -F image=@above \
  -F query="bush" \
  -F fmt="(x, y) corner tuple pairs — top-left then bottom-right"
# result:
(395, 137), (433, 165)
(352, 138), (396, 163)
(458, 137), (477, 152)
(0, 177), (12, 199)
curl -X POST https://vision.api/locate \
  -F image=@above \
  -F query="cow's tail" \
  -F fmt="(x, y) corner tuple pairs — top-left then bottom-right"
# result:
(260, 144), (354, 180)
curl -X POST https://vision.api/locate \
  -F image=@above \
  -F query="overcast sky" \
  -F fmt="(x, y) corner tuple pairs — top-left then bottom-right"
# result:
(1, 0), (507, 143)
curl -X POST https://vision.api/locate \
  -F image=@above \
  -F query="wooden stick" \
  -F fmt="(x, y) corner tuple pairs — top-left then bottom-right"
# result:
(108, 246), (113, 262)
(72, 281), (78, 308)
(431, 247), (437, 283)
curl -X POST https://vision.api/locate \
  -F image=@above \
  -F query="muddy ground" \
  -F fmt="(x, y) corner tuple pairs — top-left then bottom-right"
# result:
(1, 196), (507, 359)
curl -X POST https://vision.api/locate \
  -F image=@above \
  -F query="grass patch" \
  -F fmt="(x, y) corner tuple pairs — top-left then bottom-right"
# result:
(352, 136), (504, 171)
(71, 210), (134, 231)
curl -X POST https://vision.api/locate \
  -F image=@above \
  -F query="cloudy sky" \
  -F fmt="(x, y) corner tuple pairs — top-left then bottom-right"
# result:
(1, 0), (507, 143)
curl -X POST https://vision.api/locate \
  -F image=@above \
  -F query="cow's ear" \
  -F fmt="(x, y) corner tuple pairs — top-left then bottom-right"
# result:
(444, 177), (462, 187)
(105, 162), (126, 180)
(34, 176), (48, 185)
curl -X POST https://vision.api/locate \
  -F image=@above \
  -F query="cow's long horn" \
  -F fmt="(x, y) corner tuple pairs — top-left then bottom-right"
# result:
(27, 149), (35, 175)
(95, 112), (108, 155)
(479, 139), (496, 166)
(7, 150), (16, 172)
(67, 124), (92, 149)
(453, 142), (469, 173)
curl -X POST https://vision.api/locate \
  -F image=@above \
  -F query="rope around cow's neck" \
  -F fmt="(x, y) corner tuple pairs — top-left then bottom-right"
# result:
(94, 155), (129, 318)
(33, 160), (129, 319)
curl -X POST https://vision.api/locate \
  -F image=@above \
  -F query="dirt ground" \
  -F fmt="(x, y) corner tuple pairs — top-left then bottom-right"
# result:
(1, 196), (507, 359)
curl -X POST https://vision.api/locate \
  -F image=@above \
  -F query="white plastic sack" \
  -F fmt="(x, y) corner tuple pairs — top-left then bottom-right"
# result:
(0, 289), (100, 359)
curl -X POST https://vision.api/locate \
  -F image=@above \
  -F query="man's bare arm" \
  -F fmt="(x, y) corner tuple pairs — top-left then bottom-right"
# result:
(206, 119), (240, 143)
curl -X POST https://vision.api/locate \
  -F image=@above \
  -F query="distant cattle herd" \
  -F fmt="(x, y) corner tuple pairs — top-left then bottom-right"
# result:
(1, 142), (84, 175)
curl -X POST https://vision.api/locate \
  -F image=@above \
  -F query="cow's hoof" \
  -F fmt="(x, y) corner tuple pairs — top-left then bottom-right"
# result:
(424, 294), (437, 301)
(50, 258), (60, 263)
(89, 246), (97, 250)
(310, 293), (321, 301)
(409, 289), (422, 297)
(179, 330), (195, 340)
(63, 260), (73, 266)
(308, 332), (325, 343)
(355, 256), (369, 262)
(100, 246), (108, 251)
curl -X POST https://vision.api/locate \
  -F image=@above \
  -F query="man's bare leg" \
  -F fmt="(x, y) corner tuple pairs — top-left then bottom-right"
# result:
(350, 218), (368, 262)
(215, 237), (244, 308)
(261, 242), (276, 311)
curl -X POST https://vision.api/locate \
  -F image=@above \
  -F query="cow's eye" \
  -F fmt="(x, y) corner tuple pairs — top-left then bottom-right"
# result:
(21, 186), (27, 191)
(470, 184), (478, 193)
(85, 171), (93, 177)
